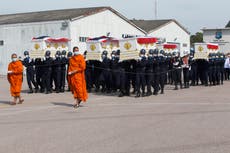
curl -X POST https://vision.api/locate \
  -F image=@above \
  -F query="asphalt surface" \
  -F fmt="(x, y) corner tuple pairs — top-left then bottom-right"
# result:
(0, 76), (230, 153)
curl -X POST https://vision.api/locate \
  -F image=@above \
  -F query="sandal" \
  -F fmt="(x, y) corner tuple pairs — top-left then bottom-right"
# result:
(73, 103), (79, 109)
(10, 102), (16, 105)
(18, 99), (24, 104)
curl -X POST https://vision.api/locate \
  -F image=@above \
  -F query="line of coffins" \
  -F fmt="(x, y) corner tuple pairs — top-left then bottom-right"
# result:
(22, 49), (228, 97)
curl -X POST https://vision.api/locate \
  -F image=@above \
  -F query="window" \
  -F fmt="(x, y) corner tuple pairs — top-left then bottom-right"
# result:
(79, 37), (88, 42)
(0, 40), (3, 46)
(183, 43), (187, 47)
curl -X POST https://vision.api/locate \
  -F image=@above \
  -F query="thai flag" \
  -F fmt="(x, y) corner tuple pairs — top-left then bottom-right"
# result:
(32, 36), (50, 40)
(87, 36), (109, 42)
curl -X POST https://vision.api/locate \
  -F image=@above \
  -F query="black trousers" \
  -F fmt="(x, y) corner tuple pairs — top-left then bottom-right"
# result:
(26, 70), (38, 90)
(146, 71), (153, 93)
(60, 69), (66, 91)
(183, 68), (190, 87)
(173, 69), (182, 88)
(135, 71), (146, 93)
(111, 71), (121, 90)
(53, 70), (61, 92)
(42, 71), (52, 92)
(85, 69), (92, 90)
(224, 68), (230, 80)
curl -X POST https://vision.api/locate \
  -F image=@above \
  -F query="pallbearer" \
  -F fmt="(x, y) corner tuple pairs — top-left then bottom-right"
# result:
(7, 53), (24, 105)
(23, 51), (38, 93)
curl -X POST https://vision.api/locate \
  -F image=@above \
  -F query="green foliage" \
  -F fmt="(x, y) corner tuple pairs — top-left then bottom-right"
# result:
(190, 32), (203, 47)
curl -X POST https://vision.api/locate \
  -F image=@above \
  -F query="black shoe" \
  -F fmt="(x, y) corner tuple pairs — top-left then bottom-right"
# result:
(141, 93), (145, 97)
(174, 87), (178, 90)
(35, 88), (39, 93)
(153, 91), (158, 96)
(118, 92), (124, 97)
(146, 92), (152, 97)
(135, 92), (140, 98)
(160, 90), (164, 94)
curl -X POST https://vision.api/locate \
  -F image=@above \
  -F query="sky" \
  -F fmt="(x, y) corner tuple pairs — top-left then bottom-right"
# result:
(1, 0), (229, 34)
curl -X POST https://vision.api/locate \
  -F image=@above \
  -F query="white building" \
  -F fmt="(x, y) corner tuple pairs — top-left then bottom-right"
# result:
(131, 19), (190, 55)
(0, 7), (146, 75)
(0, 7), (190, 75)
(202, 21), (230, 54)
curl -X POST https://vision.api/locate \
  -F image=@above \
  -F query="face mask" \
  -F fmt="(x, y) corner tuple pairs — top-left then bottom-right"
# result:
(148, 54), (153, 57)
(111, 54), (115, 58)
(12, 58), (17, 62)
(140, 54), (145, 58)
(25, 55), (29, 58)
(55, 55), (60, 58)
(102, 55), (106, 58)
(46, 56), (50, 58)
(61, 55), (65, 58)
(74, 52), (80, 55)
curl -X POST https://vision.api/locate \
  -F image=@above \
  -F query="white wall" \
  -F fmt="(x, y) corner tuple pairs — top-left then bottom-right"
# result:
(69, 10), (145, 53)
(203, 29), (230, 53)
(0, 21), (70, 75)
(148, 21), (190, 55)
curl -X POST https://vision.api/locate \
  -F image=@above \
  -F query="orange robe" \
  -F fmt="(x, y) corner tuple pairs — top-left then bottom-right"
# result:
(7, 61), (23, 97)
(68, 55), (88, 102)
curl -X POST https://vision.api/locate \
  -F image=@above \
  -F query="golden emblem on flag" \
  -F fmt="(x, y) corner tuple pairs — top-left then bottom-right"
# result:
(34, 43), (40, 50)
(61, 44), (66, 48)
(90, 44), (96, 51)
(110, 43), (114, 49)
(54, 43), (59, 49)
(46, 44), (51, 48)
(124, 42), (132, 50)
(198, 46), (203, 52)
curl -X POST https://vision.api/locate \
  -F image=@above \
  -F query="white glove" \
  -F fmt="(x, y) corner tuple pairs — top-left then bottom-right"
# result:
(7, 71), (13, 74)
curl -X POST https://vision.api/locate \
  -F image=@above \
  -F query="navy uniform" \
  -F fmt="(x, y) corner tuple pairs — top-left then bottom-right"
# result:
(110, 50), (120, 92)
(146, 49), (155, 96)
(66, 51), (73, 91)
(23, 51), (38, 93)
(53, 51), (62, 93)
(219, 53), (225, 85)
(153, 49), (160, 95)
(35, 58), (44, 92)
(84, 51), (93, 93)
(182, 51), (190, 88)
(208, 53), (216, 86)
(99, 51), (112, 93)
(172, 52), (182, 90)
(42, 50), (53, 94)
(135, 49), (147, 97)
(60, 50), (68, 92)
(189, 53), (197, 86)
(158, 50), (167, 94)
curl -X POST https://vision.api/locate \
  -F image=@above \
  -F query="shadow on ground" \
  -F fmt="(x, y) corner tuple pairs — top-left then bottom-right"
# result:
(0, 101), (11, 105)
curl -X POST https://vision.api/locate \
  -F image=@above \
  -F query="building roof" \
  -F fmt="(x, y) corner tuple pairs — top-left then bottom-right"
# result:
(0, 7), (140, 33)
(0, 7), (110, 25)
(130, 19), (190, 34)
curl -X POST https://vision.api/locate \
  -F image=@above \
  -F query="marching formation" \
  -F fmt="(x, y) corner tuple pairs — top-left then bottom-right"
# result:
(21, 48), (229, 99)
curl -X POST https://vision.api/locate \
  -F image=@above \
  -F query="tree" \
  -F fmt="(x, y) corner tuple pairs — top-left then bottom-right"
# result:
(190, 32), (203, 47)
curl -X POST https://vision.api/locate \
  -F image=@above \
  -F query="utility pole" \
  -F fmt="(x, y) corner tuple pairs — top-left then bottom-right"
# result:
(155, 0), (157, 19)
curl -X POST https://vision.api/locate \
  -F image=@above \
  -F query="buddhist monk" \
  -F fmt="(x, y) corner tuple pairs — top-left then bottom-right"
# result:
(68, 47), (88, 108)
(7, 53), (24, 105)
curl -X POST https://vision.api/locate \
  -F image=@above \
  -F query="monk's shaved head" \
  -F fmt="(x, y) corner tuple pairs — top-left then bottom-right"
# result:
(11, 53), (17, 58)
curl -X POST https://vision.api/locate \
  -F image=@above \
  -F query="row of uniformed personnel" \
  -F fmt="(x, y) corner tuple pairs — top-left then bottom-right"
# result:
(22, 48), (227, 97)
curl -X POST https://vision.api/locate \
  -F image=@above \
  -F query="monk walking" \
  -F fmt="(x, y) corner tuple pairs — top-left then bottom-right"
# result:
(68, 47), (88, 108)
(7, 53), (24, 105)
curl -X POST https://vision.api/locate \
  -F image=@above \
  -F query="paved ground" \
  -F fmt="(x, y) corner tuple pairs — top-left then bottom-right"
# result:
(0, 76), (230, 153)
